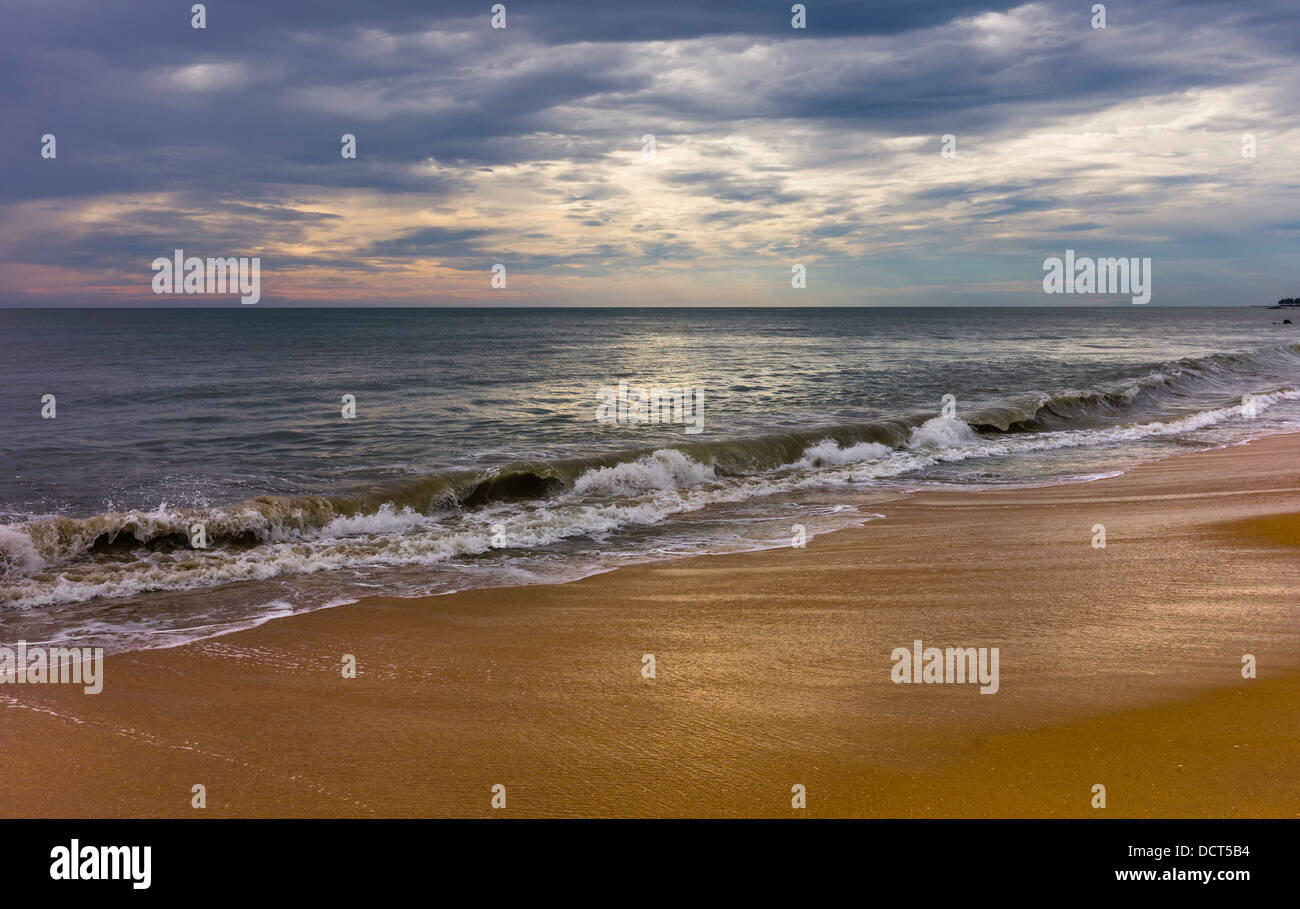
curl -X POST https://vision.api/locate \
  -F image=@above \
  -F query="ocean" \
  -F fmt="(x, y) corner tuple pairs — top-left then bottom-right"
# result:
(1, 306), (1297, 653)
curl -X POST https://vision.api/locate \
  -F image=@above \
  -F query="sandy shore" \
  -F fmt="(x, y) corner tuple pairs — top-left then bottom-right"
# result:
(3, 434), (1299, 818)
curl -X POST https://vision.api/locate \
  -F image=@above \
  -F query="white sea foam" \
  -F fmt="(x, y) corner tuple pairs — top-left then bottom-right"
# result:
(0, 525), (43, 576)
(573, 448), (717, 496)
(908, 417), (981, 449)
(2, 387), (1298, 612)
(791, 439), (892, 468)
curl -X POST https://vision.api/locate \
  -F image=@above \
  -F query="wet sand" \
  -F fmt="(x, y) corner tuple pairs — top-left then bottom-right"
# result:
(2, 434), (1299, 818)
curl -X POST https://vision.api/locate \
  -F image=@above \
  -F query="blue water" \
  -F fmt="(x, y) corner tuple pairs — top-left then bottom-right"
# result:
(1, 306), (1297, 652)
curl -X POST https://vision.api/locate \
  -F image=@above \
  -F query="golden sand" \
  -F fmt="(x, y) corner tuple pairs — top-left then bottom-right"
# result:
(2, 435), (1299, 817)
(1220, 511), (1300, 548)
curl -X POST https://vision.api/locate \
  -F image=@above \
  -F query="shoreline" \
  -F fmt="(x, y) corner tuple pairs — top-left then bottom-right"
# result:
(2, 433), (1299, 817)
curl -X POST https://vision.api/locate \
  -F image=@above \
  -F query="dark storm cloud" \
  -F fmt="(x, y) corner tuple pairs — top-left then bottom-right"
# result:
(2, 0), (1298, 304)
(2, 0), (1176, 203)
(660, 170), (807, 206)
(365, 226), (494, 259)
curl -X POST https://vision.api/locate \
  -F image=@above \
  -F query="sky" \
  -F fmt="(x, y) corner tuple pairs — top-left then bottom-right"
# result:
(1, 0), (1297, 306)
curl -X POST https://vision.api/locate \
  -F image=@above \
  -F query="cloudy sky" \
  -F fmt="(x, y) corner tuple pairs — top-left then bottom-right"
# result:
(2, 0), (1297, 306)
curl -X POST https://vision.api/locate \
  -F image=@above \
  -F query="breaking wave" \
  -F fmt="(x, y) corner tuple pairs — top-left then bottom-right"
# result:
(2, 342), (1298, 611)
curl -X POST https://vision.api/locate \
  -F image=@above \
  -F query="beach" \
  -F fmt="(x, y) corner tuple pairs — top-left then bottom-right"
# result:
(2, 432), (1298, 819)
